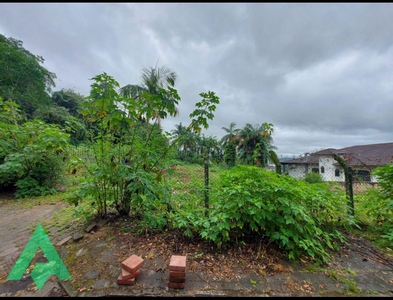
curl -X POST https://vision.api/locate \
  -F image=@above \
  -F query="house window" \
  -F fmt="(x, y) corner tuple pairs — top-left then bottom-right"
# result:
(312, 168), (319, 173)
(335, 169), (340, 177)
(352, 170), (371, 182)
(320, 166), (325, 173)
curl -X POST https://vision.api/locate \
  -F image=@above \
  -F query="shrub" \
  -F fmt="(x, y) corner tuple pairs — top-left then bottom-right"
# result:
(304, 172), (323, 184)
(198, 165), (352, 264)
(0, 99), (69, 197)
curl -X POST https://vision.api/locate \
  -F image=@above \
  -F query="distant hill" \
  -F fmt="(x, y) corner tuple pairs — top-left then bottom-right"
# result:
(279, 157), (293, 162)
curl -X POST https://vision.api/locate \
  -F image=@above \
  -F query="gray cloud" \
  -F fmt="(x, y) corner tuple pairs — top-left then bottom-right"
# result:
(1, 3), (393, 157)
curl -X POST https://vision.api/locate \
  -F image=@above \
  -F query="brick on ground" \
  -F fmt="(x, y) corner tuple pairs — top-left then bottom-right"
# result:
(117, 254), (144, 286)
(169, 270), (186, 278)
(121, 254), (144, 273)
(168, 255), (187, 289)
(121, 268), (140, 280)
(169, 255), (186, 272)
(169, 276), (186, 283)
(117, 273), (136, 286)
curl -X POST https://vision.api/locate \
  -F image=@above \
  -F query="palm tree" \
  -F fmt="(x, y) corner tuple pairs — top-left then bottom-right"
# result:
(221, 122), (240, 167)
(199, 135), (223, 163)
(119, 64), (178, 127)
(171, 122), (188, 155)
(237, 122), (276, 167)
(221, 122), (240, 146)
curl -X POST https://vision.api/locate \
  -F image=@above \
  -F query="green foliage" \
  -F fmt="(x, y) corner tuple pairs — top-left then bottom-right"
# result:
(0, 34), (56, 119)
(34, 105), (87, 145)
(269, 149), (282, 174)
(68, 71), (220, 220)
(189, 91), (220, 134)
(373, 164), (393, 200)
(0, 98), (70, 197)
(14, 177), (57, 198)
(224, 142), (237, 167)
(34, 88), (89, 145)
(237, 123), (276, 167)
(221, 122), (239, 167)
(304, 172), (323, 184)
(51, 88), (85, 117)
(355, 184), (393, 244)
(370, 165), (393, 241)
(198, 166), (351, 264)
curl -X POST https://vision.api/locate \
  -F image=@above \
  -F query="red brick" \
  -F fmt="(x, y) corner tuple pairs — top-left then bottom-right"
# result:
(169, 255), (186, 272)
(117, 273), (136, 285)
(169, 270), (186, 278)
(121, 268), (140, 280)
(121, 254), (144, 273)
(168, 282), (185, 289)
(169, 276), (186, 283)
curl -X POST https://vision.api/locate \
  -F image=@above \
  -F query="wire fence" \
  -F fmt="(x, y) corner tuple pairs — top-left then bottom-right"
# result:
(282, 158), (380, 194)
(68, 144), (382, 204)
(67, 145), (222, 209)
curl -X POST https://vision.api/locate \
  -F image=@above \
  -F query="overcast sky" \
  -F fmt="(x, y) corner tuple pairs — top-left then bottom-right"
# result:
(1, 3), (392, 157)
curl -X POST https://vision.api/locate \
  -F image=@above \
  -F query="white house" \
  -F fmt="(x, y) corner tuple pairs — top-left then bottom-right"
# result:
(280, 142), (393, 184)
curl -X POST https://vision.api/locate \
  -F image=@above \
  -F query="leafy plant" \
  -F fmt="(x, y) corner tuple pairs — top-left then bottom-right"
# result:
(304, 172), (323, 184)
(0, 34), (56, 119)
(197, 165), (352, 264)
(0, 98), (69, 197)
(68, 71), (219, 220)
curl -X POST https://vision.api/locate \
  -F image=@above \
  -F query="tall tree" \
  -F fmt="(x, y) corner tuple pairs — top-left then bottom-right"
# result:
(34, 89), (88, 145)
(119, 64), (178, 127)
(221, 122), (240, 167)
(171, 122), (188, 157)
(0, 34), (56, 119)
(237, 122), (276, 167)
(51, 88), (85, 117)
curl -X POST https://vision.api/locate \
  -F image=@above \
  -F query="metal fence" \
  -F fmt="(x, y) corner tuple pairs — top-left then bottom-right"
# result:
(283, 160), (379, 194)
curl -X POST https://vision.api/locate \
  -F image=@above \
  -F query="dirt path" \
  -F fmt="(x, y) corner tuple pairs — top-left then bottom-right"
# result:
(0, 196), (71, 296)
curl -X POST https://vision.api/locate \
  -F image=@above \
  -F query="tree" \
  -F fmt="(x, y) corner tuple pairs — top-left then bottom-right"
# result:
(237, 122), (276, 167)
(221, 122), (240, 145)
(33, 89), (89, 145)
(0, 34), (56, 119)
(69, 71), (220, 218)
(51, 88), (85, 118)
(171, 122), (188, 152)
(119, 64), (178, 127)
(221, 122), (240, 167)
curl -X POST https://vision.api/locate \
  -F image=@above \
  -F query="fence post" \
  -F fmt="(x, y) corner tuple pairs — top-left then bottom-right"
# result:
(333, 154), (354, 216)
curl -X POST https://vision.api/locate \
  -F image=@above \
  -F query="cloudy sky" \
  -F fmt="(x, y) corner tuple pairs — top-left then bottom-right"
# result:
(1, 3), (392, 157)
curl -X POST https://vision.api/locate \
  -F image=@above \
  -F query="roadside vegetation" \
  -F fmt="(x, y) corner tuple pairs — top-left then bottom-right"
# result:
(0, 33), (392, 269)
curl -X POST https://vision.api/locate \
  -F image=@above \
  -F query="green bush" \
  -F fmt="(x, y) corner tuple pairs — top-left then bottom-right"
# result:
(371, 165), (393, 241)
(304, 172), (323, 184)
(196, 165), (352, 264)
(0, 99), (69, 197)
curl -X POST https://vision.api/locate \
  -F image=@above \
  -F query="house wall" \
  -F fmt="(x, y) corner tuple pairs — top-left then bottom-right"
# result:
(287, 163), (319, 179)
(319, 155), (345, 181)
(285, 154), (379, 183)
